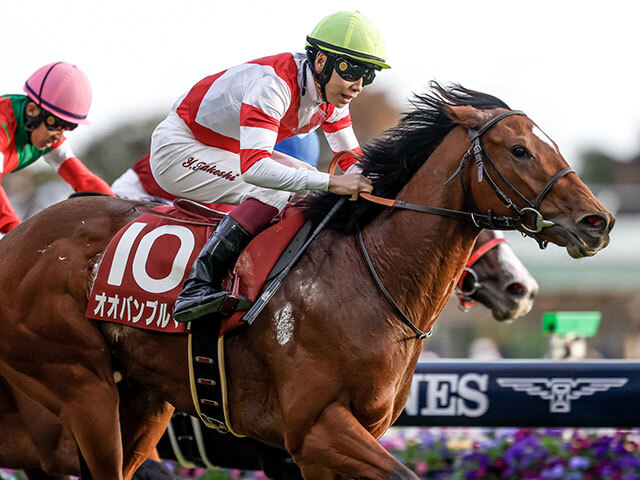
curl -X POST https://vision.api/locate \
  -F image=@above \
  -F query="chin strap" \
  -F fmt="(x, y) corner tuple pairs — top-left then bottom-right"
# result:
(301, 61), (308, 96)
(301, 60), (329, 114)
(23, 102), (42, 134)
(306, 48), (335, 104)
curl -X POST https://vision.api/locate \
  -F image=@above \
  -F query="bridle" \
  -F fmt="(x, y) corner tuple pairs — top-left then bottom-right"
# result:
(359, 110), (574, 244)
(455, 236), (507, 311)
(448, 110), (574, 247)
(349, 109), (574, 339)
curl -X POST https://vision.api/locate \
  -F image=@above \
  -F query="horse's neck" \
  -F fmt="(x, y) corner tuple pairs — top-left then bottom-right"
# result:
(364, 127), (479, 335)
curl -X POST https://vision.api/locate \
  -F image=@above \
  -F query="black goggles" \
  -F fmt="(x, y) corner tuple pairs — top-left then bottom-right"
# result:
(333, 57), (377, 86)
(41, 111), (78, 131)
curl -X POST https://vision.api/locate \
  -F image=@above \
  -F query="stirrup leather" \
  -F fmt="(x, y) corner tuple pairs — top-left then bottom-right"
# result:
(173, 216), (254, 323)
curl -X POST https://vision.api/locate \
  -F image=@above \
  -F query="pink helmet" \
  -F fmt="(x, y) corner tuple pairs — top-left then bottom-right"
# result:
(23, 62), (92, 125)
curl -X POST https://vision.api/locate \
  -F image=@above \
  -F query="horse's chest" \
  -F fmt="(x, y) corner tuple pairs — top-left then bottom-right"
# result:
(349, 382), (402, 436)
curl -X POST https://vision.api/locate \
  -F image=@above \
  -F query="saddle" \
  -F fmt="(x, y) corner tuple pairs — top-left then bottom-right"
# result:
(86, 199), (310, 433)
(87, 200), (308, 332)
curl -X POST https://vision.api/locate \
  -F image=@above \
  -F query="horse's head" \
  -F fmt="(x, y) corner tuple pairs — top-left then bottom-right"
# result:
(444, 105), (614, 258)
(456, 230), (538, 321)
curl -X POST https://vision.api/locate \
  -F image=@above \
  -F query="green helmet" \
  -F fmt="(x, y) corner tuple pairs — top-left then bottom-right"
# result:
(306, 11), (390, 70)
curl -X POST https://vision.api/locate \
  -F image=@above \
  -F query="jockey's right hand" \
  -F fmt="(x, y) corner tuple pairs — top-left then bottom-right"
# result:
(329, 173), (373, 201)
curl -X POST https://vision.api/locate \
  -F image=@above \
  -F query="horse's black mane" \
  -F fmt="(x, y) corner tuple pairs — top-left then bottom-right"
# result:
(302, 82), (510, 232)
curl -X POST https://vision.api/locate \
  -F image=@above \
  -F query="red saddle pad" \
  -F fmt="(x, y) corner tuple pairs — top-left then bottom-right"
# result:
(86, 205), (306, 335)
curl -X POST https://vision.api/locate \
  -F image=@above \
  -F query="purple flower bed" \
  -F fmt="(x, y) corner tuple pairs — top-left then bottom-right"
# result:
(3, 428), (640, 479)
(380, 428), (640, 479)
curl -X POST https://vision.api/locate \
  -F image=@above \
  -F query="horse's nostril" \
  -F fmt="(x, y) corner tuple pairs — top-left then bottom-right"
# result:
(580, 214), (607, 232)
(506, 282), (526, 297)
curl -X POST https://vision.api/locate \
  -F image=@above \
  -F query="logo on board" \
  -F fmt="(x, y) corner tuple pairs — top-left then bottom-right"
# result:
(496, 377), (628, 413)
(403, 374), (629, 416)
(404, 373), (490, 417)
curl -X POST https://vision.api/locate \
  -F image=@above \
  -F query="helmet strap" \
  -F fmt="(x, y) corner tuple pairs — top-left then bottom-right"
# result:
(23, 101), (43, 133)
(306, 47), (335, 103)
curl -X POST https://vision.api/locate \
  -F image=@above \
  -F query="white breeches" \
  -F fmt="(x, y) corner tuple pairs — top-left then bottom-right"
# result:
(149, 112), (289, 211)
(111, 169), (172, 205)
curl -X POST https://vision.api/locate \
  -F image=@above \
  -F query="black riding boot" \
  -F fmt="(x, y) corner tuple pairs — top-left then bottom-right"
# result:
(173, 216), (254, 323)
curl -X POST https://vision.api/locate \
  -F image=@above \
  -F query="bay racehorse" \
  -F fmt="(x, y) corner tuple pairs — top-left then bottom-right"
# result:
(0, 228), (534, 480)
(0, 83), (613, 479)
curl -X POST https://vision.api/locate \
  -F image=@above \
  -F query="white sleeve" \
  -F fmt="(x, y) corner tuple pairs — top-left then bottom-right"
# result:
(242, 157), (330, 192)
(344, 162), (363, 174)
(42, 140), (75, 172)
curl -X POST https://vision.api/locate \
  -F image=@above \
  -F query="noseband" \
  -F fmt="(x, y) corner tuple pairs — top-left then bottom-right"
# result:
(455, 236), (507, 311)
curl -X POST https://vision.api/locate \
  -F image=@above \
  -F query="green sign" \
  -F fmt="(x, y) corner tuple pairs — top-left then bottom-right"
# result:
(542, 311), (601, 337)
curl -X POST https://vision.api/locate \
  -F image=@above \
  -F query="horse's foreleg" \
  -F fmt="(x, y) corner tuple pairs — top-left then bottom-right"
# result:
(0, 382), (43, 470)
(289, 402), (417, 480)
(10, 385), (79, 475)
(0, 361), (125, 480)
(62, 379), (124, 480)
(118, 381), (174, 480)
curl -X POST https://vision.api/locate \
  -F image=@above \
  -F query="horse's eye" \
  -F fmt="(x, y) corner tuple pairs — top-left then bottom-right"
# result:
(511, 146), (529, 158)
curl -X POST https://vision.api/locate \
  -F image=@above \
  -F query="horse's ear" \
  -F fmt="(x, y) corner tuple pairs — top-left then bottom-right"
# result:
(443, 105), (493, 129)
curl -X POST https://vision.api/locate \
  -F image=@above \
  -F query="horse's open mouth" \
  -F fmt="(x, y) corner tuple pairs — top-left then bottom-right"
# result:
(543, 223), (607, 259)
(567, 241), (597, 259)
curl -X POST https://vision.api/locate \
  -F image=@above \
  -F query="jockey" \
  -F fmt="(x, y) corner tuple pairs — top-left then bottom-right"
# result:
(0, 62), (114, 233)
(111, 133), (321, 210)
(148, 10), (389, 322)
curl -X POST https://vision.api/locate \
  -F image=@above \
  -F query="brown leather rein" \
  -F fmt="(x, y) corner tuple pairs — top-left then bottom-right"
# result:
(330, 110), (572, 339)
(337, 111), (573, 237)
